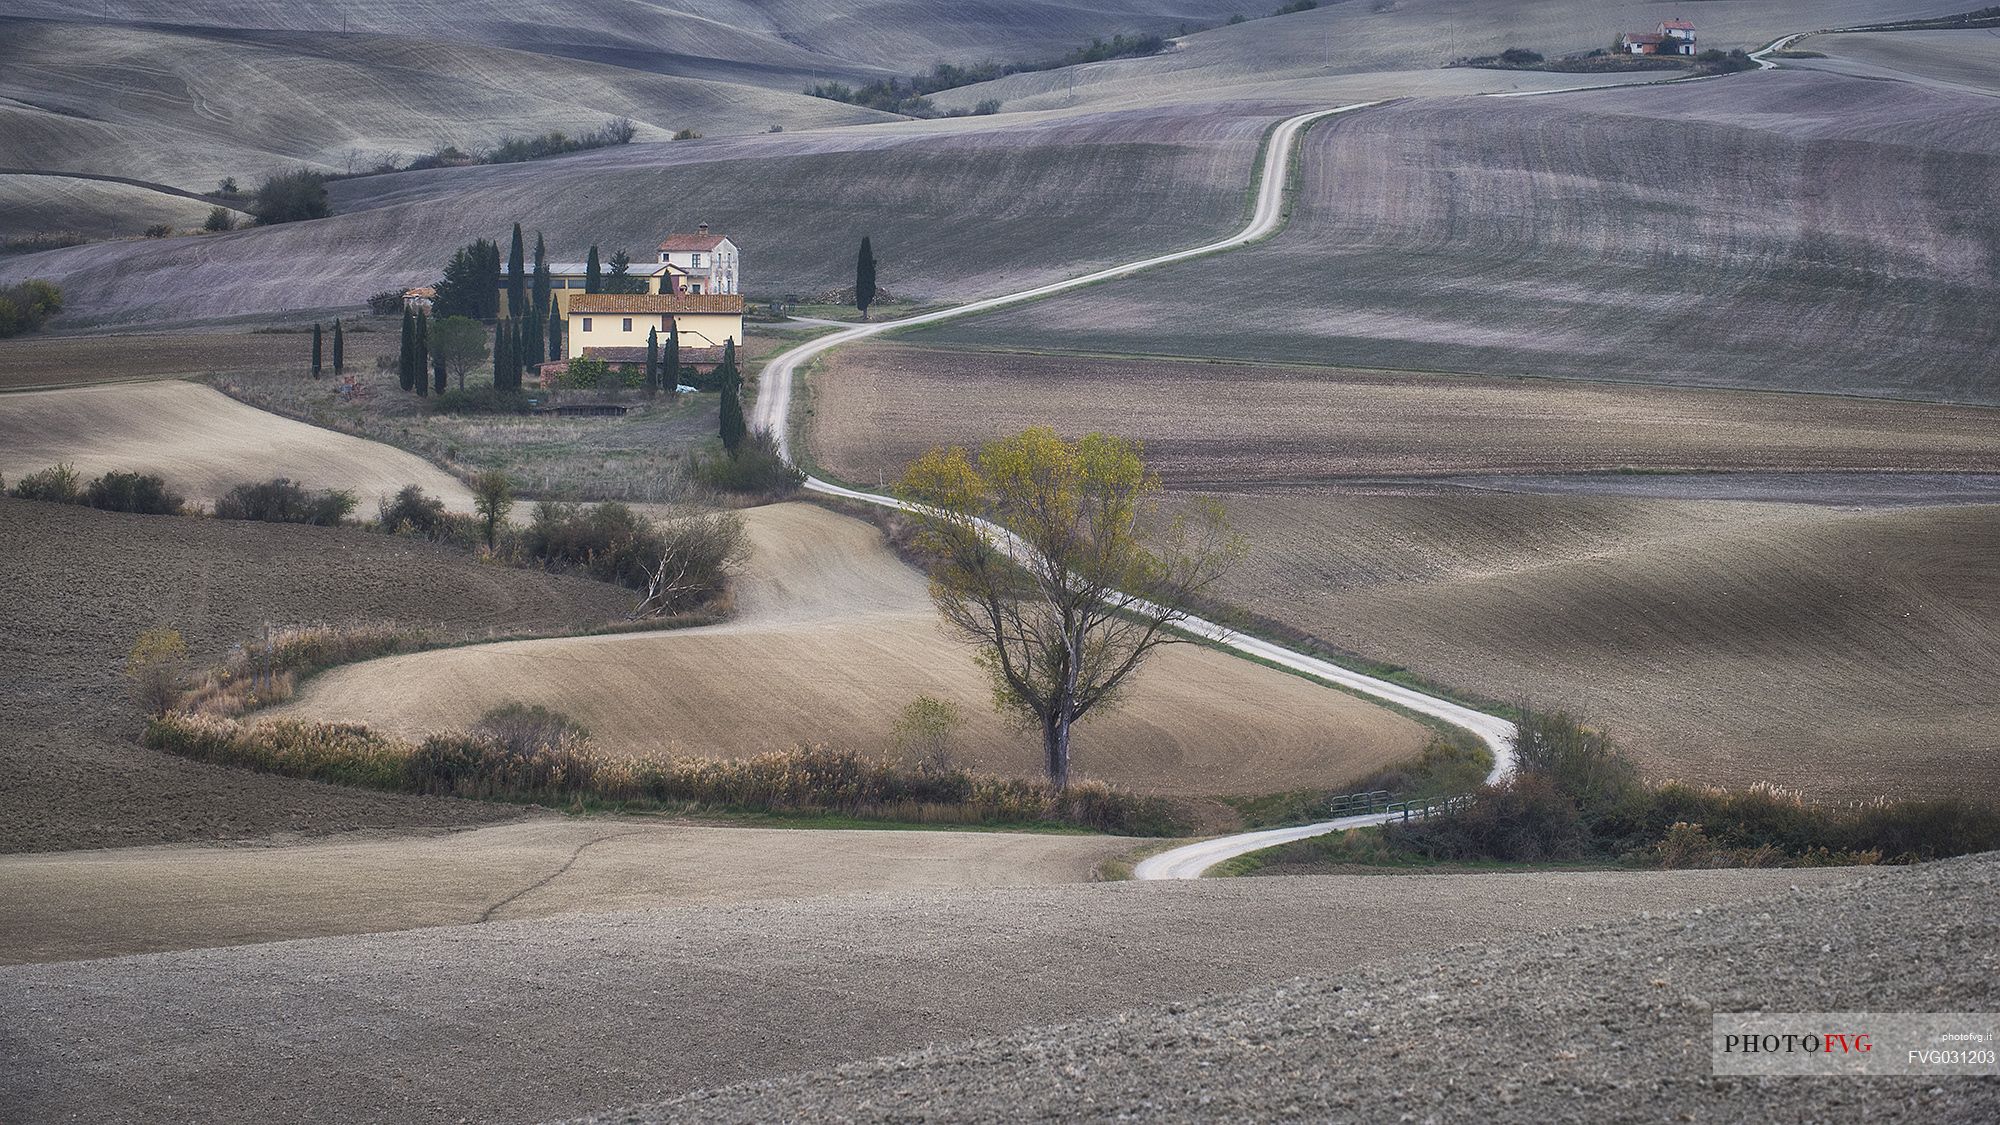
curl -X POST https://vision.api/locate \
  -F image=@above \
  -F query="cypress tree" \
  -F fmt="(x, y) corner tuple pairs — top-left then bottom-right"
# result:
(525, 304), (543, 365)
(399, 309), (415, 391)
(855, 236), (877, 321)
(415, 310), (430, 397)
(513, 318), (528, 389)
(665, 321), (680, 390)
(547, 306), (563, 361)
(507, 223), (525, 317)
(432, 345), (447, 395)
(311, 322), (323, 378)
(718, 337), (745, 454)
(584, 245), (602, 294)
(531, 232), (551, 320)
(493, 317), (510, 391)
(332, 318), (344, 376)
(645, 326), (659, 394)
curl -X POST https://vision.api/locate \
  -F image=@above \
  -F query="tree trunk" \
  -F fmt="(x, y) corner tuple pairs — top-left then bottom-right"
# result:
(1042, 711), (1072, 791)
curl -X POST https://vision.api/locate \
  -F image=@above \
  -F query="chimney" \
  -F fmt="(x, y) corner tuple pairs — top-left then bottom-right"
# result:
(698, 222), (709, 235)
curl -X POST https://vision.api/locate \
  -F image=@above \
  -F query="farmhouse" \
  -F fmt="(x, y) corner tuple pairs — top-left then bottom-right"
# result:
(498, 259), (689, 319)
(563, 291), (745, 372)
(1623, 19), (1696, 56)
(659, 223), (740, 295)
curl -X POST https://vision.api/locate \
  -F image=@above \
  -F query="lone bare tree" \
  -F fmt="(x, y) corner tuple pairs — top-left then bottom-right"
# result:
(899, 427), (1239, 789)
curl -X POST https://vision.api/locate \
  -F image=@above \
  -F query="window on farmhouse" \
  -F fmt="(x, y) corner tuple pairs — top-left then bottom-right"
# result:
(691, 253), (703, 266)
(582, 317), (592, 332)
(622, 317), (633, 331)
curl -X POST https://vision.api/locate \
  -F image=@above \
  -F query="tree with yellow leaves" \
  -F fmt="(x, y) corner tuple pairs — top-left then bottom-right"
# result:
(899, 427), (1239, 789)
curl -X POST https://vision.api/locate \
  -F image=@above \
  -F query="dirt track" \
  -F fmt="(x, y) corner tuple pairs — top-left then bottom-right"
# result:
(0, 865), (1868, 1124)
(278, 502), (1431, 796)
(0, 380), (474, 514)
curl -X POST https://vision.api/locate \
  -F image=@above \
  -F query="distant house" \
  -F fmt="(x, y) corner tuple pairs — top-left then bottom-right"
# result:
(560, 291), (745, 372)
(402, 286), (435, 312)
(1624, 19), (1696, 56)
(658, 223), (740, 295)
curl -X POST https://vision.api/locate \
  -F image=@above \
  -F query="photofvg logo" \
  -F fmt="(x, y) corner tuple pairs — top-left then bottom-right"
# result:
(1713, 1013), (2000, 1077)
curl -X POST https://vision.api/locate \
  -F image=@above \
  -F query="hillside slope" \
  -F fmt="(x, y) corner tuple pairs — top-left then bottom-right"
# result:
(278, 502), (1431, 797)
(0, 497), (631, 854)
(0, 865), (1869, 1123)
(612, 855), (1998, 1123)
(921, 71), (2000, 403)
(0, 103), (1270, 326)
(0, 19), (894, 189)
(0, 381), (474, 516)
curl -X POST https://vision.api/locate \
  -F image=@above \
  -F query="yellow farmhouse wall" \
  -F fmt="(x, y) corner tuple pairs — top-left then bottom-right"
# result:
(566, 312), (744, 358)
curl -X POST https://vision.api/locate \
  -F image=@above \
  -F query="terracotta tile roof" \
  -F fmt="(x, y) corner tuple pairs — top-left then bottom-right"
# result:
(659, 233), (726, 252)
(1661, 19), (1695, 30)
(402, 286), (436, 298)
(567, 293), (744, 315)
(582, 345), (728, 367)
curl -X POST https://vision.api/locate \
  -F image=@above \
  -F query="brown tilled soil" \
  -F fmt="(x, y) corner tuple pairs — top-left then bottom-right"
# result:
(605, 855), (1999, 1125)
(0, 381), (474, 514)
(276, 503), (1432, 798)
(0, 497), (633, 853)
(1202, 491), (2000, 800)
(807, 344), (2000, 485)
(806, 343), (2000, 800)
(0, 820), (1137, 964)
(0, 329), (327, 391)
(0, 865), (1870, 1124)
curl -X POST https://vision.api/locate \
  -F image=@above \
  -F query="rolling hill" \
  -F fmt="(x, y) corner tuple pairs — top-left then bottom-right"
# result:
(0, 101), (1273, 326)
(918, 69), (2000, 404)
(276, 501), (1433, 798)
(805, 343), (2000, 801)
(0, 381), (474, 515)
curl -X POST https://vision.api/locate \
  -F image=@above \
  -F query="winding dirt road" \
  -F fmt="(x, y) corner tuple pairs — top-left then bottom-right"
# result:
(749, 104), (1518, 878)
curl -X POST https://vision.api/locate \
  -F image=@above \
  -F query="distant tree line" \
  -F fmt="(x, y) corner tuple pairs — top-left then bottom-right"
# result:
(804, 31), (1170, 116)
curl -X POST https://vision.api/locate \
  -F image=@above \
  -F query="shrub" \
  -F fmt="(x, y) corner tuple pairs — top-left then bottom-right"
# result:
(973, 99), (1002, 115)
(671, 128), (703, 141)
(2, 231), (86, 255)
(518, 500), (667, 589)
(695, 431), (804, 497)
(475, 702), (591, 753)
(0, 279), (63, 338)
(376, 483), (448, 536)
(893, 695), (965, 777)
(367, 289), (407, 316)
(144, 223), (173, 238)
(85, 470), (184, 515)
(202, 207), (235, 233)
(213, 478), (357, 525)
(181, 621), (429, 718)
(1510, 705), (1646, 831)
(632, 506), (749, 616)
(251, 168), (331, 224)
(1392, 774), (1590, 861)
(556, 355), (615, 389)
(8, 462), (82, 503)
(127, 627), (191, 716)
(146, 712), (1184, 834)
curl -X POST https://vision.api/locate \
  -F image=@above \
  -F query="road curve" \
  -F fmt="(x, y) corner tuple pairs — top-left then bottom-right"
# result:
(748, 104), (1515, 879)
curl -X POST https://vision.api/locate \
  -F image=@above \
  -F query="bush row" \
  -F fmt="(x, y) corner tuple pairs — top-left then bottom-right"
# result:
(7, 464), (185, 514)
(144, 711), (1186, 835)
(1385, 708), (2000, 866)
